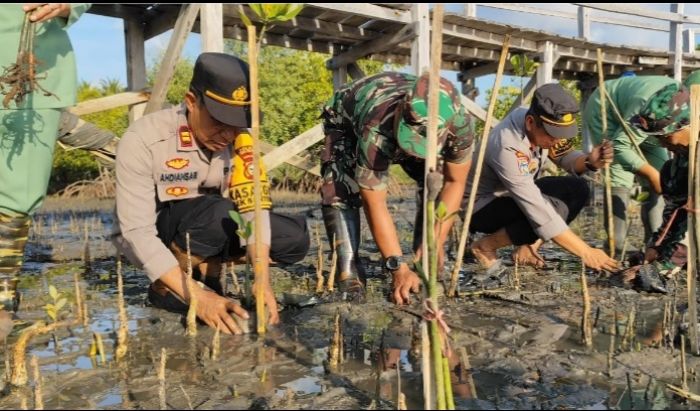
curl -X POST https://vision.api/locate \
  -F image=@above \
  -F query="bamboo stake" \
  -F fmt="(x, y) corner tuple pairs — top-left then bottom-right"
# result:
(115, 254), (128, 361)
(688, 84), (700, 355)
(581, 261), (593, 348)
(682, 336), (689, 390)
(514, 259), (520, 291)
(597, 48), (615, 259)
(83, 220), (91, 269)
(82, 300), (89, 327)
(622, 305), (636, 351)
(247, 24), (266, 335)
(662, 301), (670, 349)
(211, 325), (220, 361)
(423, 7), (448, 409)
(158, 347), (167, 410)
(448, 34), (511, 297)
(607, 324), (615, 377)
(421, 321), (433, 410)
(442, 356), (455, 410)
(327, 234), (337, 292)
(316, 224), (325, 293)
(73, 271), (83, 324)
(30, 356), (42, 410)
(229, 262), (241, 295)
(458, 347), (478, 399)
(94, 332), (106, 364)
(185, 232), (197, 337)
(328, 309), (341, 368)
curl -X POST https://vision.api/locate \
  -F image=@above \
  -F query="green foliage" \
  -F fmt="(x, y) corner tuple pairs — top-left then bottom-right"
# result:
(229, 209), (253, 240)
(247, 4), (303, 24)
(510, 54), (538, 77)
(45, 285), (67, 322)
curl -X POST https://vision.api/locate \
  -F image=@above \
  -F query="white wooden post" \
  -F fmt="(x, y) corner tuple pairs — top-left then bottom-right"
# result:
(411, 3), (429, 75)
(536, 41), (554, 87)
(671, 3), (684, 81)
(125, 18), (146, 123)
(200, 3), (223, 53)
(577, 6), (590, 40)
(684, 28), (696, 54)
(464, 4), (476, 18)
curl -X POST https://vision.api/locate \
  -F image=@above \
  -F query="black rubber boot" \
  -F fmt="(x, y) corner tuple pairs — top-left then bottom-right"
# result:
(0, 212), (30, 312)
(321, 206), (366, 295)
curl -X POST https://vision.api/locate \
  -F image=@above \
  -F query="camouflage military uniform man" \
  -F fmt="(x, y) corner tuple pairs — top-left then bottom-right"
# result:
(582, 76), (676, 256)
(464, 84), (618, 273)
(320, 72), (476, 304)
(113, 53), (309, 334)
(0, 4), (91, 312)
(631, 83), (695, 268)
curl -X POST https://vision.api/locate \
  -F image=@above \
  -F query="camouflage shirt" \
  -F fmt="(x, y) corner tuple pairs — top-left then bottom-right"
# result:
(648, 152), (689, 262)
(322, 72), (475, 190)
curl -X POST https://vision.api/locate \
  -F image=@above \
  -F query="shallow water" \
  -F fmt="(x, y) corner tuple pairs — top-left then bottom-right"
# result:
(0, 194), (698, 409)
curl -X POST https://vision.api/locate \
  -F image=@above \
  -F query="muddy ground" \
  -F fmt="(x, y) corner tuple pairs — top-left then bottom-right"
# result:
(0, 190), (698, 410)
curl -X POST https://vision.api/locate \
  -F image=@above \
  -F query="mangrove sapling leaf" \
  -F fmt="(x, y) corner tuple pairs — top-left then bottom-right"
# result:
(229, 210), (253, 240)
(48, 285), (58, 301)
(436, 202), (448, 220)
(634, 191), (650, 202)
(44, 286), (67, 322)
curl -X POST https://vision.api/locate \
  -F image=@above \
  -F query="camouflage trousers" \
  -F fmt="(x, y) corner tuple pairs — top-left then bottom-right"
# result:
(320, 116), (363, 209)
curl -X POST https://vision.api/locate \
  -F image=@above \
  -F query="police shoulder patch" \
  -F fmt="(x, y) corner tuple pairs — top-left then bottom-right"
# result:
(179, 126), (193, 148)
(514, 150), (530, 175)
(548, 139), (574, 160)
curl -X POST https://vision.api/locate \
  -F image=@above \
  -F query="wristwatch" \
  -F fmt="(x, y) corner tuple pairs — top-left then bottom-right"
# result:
(384, 256), (404, 272)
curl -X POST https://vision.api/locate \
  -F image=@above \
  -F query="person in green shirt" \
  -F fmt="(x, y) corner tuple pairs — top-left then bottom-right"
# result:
(0, 3), (91, 312)
(582, 75), (675, 257)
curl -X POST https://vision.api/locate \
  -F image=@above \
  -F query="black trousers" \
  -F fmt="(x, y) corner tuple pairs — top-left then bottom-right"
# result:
(469, 176), (590, 245)
(156, 195), (310, 264)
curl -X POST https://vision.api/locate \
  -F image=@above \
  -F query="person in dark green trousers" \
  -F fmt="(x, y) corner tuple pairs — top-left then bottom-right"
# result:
(582, 75), (676, 258)
(0, 4), (91, 311)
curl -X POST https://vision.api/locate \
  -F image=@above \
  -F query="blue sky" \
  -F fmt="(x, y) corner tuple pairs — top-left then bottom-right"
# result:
(68, 4), (700, 106)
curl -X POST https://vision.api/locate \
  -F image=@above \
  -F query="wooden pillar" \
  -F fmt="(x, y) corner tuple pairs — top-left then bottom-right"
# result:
(200, 3), (224, 53)
(684, 28), (696, 55)
(536, 41), (554, 87)
(670, 3), (684, 81)
(332, 65), (348, 91)
(124, 18), (146, 123)
(577, 6), (590, 40)
(464, 4), (476, 18)
(410, 3), (429, 76)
